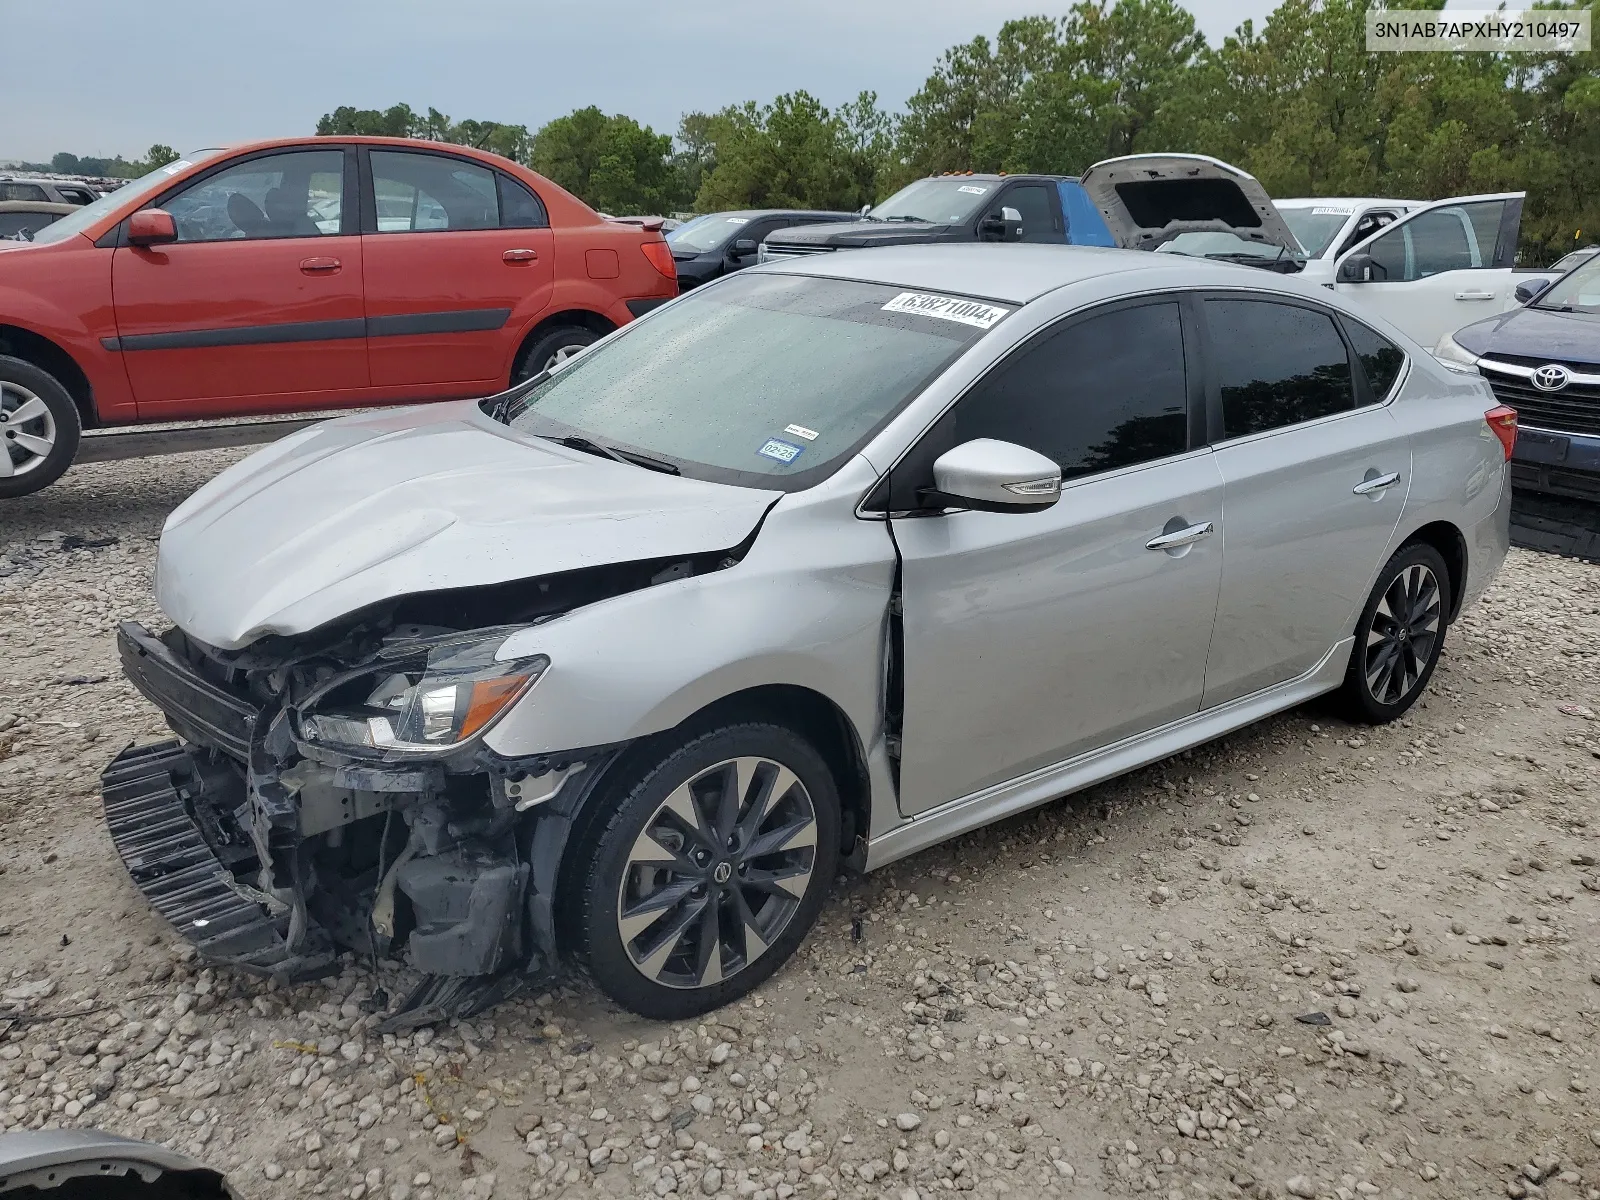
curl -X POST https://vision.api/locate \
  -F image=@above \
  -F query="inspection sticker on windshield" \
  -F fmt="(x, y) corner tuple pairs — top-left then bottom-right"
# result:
(957, 184), (989, 195)
(1312, 206), (1354, 215)
(882, 292), (1010, 330)
(758, 438), (805, 464)
(726, 216), (749, 224)
(783, 423), (819, 441)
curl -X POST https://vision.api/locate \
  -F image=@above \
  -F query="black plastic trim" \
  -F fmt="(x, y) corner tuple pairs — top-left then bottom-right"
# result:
(626, 297), (670, 317)
(103, 307), (511, 351)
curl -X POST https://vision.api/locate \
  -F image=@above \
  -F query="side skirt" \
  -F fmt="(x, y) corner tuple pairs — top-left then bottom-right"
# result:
(864, 637), (1354, 870)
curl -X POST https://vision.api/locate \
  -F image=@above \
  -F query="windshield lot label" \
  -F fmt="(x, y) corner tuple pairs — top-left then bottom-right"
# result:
(958, 185), (989, 195)
(882, 292), (1011, 330)
(783, 423), (819, 441)
(758, 438), (805, 464)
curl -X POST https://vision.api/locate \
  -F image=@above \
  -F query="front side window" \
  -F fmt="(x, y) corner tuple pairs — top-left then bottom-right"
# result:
(1207, 300), (1354, 437)
(26, 152), (224, 247)
(371, 151), (497, 232)
(502, 273), (1005, 490)
(1000, 184), (1057, 244)
(940, 302), (1190, 480)
(164, 150), (345, 242)
(1364, 200), (1505, 282)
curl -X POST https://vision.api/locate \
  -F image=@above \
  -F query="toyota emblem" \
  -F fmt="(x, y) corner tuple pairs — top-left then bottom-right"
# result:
(1531, 363), (1571, 392)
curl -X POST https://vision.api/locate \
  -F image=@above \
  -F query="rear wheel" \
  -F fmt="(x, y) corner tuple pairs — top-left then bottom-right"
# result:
(0, 355), (81, 499)
(512, 325), (600, 384)
(1340, 542), (1451, 723)
(569, 722), (840, 1019)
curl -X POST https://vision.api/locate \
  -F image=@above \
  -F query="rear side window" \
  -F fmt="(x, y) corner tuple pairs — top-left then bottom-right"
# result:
(1342, 318), (1407, 401)
(498, 175), (548, 228)
(944, 301), (1190, 480)
(1206, 300), (1354, 438)
(372, 151), (498, 232)
(0, 183), (48, 202)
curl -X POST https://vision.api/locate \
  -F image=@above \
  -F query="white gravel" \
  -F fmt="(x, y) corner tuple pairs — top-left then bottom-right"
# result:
(2, 450), (1599, 1200)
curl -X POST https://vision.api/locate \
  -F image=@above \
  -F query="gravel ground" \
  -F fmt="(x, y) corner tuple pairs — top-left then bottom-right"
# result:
(2, 452), (1599, 1200)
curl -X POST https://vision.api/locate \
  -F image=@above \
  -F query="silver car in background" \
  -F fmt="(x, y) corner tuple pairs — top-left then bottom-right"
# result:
(104, 245), (1513, 1023)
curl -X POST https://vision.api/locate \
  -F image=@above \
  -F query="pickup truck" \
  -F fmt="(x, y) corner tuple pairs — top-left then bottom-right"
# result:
(0, 137), (677, 499)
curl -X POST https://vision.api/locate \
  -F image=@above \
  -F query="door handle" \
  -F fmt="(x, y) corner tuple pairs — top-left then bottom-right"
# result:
(1146, 520), (1214, 551)
(299, 256), (340, 273)
(1454, 290), (1495, 300)
(1352, 471), (1401, 496)
(503, 248), (539, 263)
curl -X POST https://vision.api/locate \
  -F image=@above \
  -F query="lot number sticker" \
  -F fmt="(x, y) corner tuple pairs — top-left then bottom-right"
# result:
(758, 438), (805, 464)
(882, 292), (1011, 330)
(958, 185), (989, 195)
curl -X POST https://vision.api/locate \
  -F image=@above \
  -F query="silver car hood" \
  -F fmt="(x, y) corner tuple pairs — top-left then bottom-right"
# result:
(1081, 153), (1300, 253)
(156, 402), (780, 650)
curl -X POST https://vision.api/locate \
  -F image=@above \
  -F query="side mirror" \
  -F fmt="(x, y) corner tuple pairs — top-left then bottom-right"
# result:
(730, 238), (758, 257)
(128, 208), (178, 247)
(1514, 277), (1551, 304)
(858, 203), (871, 217)
(979, 206), (1024, 243)
(1337, 252), (1385, 283)
(921, 438), (1061, 513)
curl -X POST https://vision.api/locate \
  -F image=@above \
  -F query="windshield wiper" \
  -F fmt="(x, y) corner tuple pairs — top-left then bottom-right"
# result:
(549, 435), (680, 475)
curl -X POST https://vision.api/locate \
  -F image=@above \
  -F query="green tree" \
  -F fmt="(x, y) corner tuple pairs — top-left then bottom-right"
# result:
(529, 107), (676, 214)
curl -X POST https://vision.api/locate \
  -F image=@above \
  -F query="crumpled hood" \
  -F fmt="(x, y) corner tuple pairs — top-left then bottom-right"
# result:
(156, 401), (780, 650)
(767, 219), (952, 250)
(1080, 154), (1300, 254)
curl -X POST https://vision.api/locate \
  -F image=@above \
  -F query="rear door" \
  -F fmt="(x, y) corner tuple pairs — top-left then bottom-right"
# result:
(110, 147), (366, 418)
(1198, 296), (1411, 707)
(1334, 193), (1524, 347)
(360, 147), (555, 391)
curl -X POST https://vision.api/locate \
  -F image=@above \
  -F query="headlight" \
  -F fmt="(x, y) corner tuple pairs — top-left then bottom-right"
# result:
(1432, 331), (1481, 374)
(299, 634), (548, 757)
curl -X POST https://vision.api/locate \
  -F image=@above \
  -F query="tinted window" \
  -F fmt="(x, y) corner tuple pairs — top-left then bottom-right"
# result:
(0, 212), (57, 238)
(371, 151), (497, 232)
(0, 183), (47, 202)
(1364, 201), (1505, 282)
(498, 174), (548, 228)
(944, 302), (1189, 480)
(165, 151), (344, 242)
(1002, 184), (1057, 244)
(1342, 318), (1406, 401)
(1207, 300), (1354, 437)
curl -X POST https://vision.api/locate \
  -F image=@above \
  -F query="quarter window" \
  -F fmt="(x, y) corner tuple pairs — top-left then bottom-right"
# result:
(943, 302), (1190, 480)
(164, 150), (345, 242)
(1207, 300), (1354, 437)
(1342, 318), (1407, 402)
(371, 151), (498, 232)
(497, 174), (548, 228)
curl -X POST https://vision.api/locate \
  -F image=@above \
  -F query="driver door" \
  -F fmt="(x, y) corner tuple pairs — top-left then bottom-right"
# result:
(887, 299), (1224, 814)
(1334, 192), (1524, 347)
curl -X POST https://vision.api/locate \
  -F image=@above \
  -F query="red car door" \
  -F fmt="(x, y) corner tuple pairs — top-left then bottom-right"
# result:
(110, 147), (367, 418)
(360, 147), (555, 391)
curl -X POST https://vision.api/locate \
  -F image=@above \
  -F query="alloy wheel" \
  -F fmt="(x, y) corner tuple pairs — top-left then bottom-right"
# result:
(0, 382), (56, 479)
(543, 344), (587, 372)
(617, 756), (818, 990)
(1363, 563), (1441, 706)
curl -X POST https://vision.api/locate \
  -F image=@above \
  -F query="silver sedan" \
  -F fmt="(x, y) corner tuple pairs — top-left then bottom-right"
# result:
(107, 245), (1513, 1023)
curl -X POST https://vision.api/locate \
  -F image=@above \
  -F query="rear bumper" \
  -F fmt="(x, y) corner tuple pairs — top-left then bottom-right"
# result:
(117, 621), (258, 760)
(1512, 425), (1600, 502)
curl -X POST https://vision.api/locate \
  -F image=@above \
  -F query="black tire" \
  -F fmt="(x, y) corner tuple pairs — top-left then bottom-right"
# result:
(568, 721), (840, 1020)
(511, 325), (600, 383)
(1340, 542), (1452, 723)
(0, 354), (81, 500)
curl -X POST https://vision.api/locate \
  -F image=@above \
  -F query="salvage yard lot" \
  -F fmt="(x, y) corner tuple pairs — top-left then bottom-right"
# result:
(2, 451), (1599, 1200)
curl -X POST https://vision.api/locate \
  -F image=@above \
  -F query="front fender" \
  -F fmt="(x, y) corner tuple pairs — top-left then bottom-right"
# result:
(483, 462), (895, 762)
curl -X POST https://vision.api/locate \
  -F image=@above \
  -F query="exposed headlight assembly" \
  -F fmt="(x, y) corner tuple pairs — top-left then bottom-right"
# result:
(300, 634), (548, 757)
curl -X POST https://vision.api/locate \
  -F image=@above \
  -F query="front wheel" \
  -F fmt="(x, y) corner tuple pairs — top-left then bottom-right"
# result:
(568, 722), (840, 1020)
(1340, 542), (1452, 723)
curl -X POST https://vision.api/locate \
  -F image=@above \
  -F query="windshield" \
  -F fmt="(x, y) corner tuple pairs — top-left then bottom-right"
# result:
(869, 178), (995, 225)
(666, 213), (754, 254)
(1157, 230), (1302, 263)
(1551, 247), (1598, 272)
(26, 152), (223, 246)
(501, 272), (1008, 490)
(1279, 206), (1352, 257)
(1534, 254), (1600, 314)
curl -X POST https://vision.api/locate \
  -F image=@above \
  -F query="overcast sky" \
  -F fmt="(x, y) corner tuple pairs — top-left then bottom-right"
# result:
(5, 0), (1297, 164)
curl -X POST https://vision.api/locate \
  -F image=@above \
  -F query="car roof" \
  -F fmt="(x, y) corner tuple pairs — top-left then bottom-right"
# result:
(714, 209), (855, 219)
(1275, 197), (1419, 209)
(748, 242), (1281, 305)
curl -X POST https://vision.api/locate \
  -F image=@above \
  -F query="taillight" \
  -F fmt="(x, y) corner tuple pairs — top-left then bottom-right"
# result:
(640, 239), (675, 280)
(1485, 405), (1517, 460)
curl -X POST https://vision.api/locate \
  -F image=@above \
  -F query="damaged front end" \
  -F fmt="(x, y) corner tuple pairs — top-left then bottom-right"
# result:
(101, 598), (621, 1029)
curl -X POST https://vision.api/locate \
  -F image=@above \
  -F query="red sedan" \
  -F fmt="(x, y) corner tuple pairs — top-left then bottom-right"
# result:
(0, 137), (678, 497)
